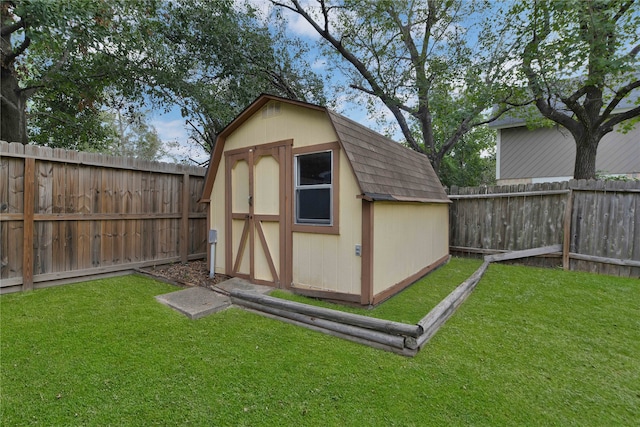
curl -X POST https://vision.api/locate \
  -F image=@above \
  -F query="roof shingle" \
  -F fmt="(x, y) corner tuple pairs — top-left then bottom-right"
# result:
(327, 111), (449, 203)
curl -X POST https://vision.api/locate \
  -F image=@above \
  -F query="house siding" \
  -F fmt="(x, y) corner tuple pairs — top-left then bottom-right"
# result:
(499, 125), (640, 180)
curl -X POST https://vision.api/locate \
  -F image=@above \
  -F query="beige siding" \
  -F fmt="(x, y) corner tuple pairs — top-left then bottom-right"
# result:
(292, 148), (362, 294)
(209, 101), (363, 290)
(210, 165), (226, 274)
(500, 125), (640, 179)
(372, 202), (449, 296)
(225, 101), (338, 151)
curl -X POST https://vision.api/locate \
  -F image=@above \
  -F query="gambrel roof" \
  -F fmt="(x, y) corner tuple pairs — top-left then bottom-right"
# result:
(200, 94), (449, 204)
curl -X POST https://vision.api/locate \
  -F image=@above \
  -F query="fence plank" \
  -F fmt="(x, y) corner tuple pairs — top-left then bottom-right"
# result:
(449, 179), (640, 278)
(35, 156), (53, 275)
(181, 173), (190, 263)
(22, 158), (35, 290)
(562, 189), (574, 270)
(1, 143), (207, 292)
(631, 183), (640, 277)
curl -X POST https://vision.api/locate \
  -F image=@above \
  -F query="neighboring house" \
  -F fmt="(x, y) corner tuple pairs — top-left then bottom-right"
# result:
(200, 94), (450, 306)
(489, 116), (640, 185)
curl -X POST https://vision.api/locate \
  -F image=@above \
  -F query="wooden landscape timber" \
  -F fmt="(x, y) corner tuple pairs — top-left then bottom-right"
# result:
(234, 299), (410, 350)
(230, 289), (423, 337)
(240, 306), (419, 357)
(231, 245), (563, 356)
(416, 260), (489, 349)
(484, 244), (562, 263)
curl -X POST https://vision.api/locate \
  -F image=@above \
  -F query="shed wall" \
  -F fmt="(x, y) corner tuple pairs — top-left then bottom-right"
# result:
(292, 153), (362, 294)
(209, 101), (363, 294)
(210, 164), (227, 273)
(372, 202), (449, 296)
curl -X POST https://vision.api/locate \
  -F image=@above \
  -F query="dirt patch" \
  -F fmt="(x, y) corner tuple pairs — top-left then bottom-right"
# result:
(142, 260), (231, 290)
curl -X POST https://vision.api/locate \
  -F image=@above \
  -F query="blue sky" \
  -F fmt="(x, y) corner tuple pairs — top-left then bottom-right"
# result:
(151, 1), (392, 164)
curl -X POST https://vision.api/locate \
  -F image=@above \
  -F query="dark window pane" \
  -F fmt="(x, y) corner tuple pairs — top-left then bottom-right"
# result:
(297, 188), (330, 223)
(298, 152), (331, 185)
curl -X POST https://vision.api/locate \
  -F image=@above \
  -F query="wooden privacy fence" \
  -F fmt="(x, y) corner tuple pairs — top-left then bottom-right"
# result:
(449, 180), (640, 278)
(0, 141), (208, 294)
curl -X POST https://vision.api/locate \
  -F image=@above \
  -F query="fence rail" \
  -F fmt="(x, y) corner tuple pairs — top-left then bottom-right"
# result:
(449, 180), (640, 278)
(0, 141), (208, 293)
(4, 141), (637, 292)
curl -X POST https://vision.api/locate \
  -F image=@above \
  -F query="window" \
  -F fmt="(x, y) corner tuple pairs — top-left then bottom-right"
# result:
(295, 151), (332, 225)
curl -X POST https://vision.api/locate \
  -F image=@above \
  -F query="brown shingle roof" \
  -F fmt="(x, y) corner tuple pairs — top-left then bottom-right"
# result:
(200, 94), (449, 204)
(327, 111), (449, 203)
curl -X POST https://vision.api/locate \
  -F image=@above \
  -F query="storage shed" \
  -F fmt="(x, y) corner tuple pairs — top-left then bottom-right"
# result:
(200, 94), (450, 305)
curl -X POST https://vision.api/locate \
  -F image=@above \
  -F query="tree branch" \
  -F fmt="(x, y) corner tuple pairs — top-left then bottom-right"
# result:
(271, 0), (423, 153)
(3, 34), (30, 63)
(627, 42), (640, 60)
(598, 79), (640, 123)
(612, 0), (634, 23)
(522, 2), (581, 133)
(0, 18), (25, 37)
(439, 115), (475, 157)
(470, 100), (534, 127)
(29, 110), (75, 126)
(186, 118), (209, 143)
(600, 104), (640, 134)
(564, 86), (589, 105)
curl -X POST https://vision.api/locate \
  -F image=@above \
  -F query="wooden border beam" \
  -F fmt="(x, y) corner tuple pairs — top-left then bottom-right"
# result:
(231, 289), (423, 338)
(484, 244), (562, 263)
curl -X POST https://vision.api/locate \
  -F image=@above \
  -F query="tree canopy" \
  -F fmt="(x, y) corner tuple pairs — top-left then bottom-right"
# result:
(5, 0), (636, 185)
(271, 0), (523, 176)
(513, 0), (640, 179)
(1, 0), (136, 144)
(1, 0), (324, 155)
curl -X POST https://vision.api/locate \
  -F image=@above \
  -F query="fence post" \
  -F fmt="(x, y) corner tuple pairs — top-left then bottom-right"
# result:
(180, 173), (190, 264)
(562, 188), (574, 270)
(22, 157), (35, 290)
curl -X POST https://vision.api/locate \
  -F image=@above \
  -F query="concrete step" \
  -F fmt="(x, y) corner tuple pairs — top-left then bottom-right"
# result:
(155, 277), (272, 320)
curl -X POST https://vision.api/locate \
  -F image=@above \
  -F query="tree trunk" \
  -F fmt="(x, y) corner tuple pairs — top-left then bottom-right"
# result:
(0, 68), (28, 143)
(573, 132), (599, 180)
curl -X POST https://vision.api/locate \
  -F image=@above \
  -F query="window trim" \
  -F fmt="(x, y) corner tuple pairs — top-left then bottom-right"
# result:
(291, 142), (340, 235)
(295, 150), (333, 225)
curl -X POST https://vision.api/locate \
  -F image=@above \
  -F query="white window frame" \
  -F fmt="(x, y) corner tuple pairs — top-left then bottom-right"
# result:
(294, 150), (333, 226)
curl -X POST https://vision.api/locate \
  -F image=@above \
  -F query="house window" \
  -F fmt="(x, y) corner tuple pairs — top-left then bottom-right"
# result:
(295, 151), (332, 225)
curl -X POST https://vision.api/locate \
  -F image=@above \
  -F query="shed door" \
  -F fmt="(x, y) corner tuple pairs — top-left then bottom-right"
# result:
(225, 143), (290, 287)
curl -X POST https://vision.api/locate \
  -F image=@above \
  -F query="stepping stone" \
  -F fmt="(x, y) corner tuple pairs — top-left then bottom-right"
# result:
(156, 286), (230, 320)
(215, 277), (273, 295)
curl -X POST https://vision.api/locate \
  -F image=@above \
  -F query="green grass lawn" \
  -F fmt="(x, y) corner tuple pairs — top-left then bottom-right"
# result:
(1, 259), (638, 425)
(271, 257), (483, 324)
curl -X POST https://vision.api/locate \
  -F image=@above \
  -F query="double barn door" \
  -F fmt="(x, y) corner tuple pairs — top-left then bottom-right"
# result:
(225, 142), (291, 287)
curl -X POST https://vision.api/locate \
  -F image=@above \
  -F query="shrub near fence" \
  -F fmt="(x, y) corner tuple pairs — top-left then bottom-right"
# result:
(449, 180), (640, 278)
(0, 141), (208, 293)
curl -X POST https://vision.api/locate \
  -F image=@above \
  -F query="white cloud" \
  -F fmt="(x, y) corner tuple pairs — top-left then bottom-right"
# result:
(285, 12), (318, 38)
(311, 57), (327, 71)
(151, 116), (209, 164)
(152, 118), (188, 142)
